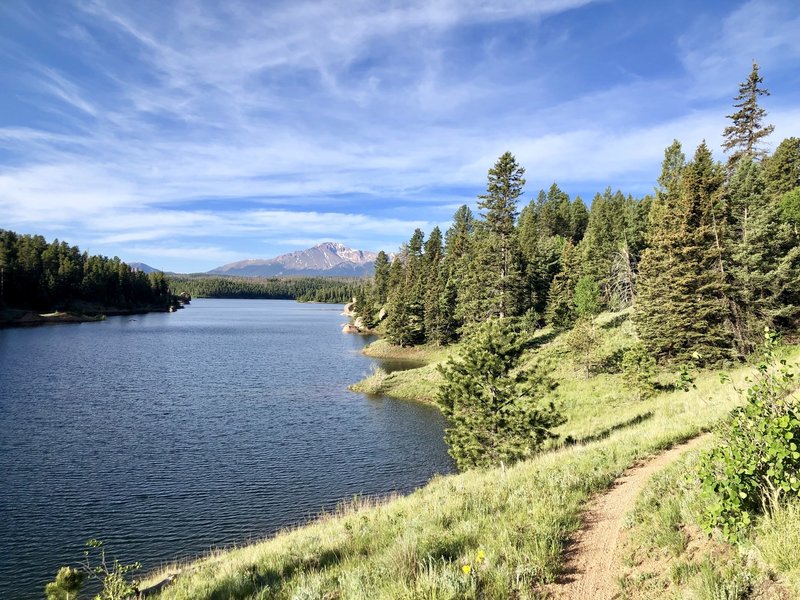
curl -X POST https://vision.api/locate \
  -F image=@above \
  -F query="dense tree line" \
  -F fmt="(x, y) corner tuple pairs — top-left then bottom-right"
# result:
(353, 165), (651, 346)
(168, 275), (358, 303)
(354, 62), (800, 367)
(0, 230), (177, 312)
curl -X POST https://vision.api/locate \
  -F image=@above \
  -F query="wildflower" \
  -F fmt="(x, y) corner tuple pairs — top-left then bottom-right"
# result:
(461, 564), (471, 575)
(476, 549), (486, 563)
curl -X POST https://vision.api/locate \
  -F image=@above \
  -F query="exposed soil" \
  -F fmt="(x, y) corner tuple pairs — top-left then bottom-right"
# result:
(545, 435), (712, 600)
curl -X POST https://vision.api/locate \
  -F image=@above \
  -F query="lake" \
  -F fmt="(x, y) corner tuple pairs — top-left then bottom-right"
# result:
(0, 299), (453, 599)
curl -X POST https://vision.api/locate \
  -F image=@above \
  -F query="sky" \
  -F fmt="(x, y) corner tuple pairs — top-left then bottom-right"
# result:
(1, 0), (799, 273)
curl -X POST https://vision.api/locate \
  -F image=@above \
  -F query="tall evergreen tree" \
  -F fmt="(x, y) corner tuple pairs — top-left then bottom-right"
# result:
(538, 183), (572, 239)
(578, 188), (627, 298)
(545, 239), (580, 329)
(763, 137), (800, 197)
(569, 196), (590, 242)
(385, 237), (425, 346)
(635, 142), (733, 364)
(422, 227), (453, 344)
(722, 61), (774, 167)
(466, 152), (526, 319)
(728, 157), (800, 333)
(443, 205), (475, 335)
(373, 251), (390, 305)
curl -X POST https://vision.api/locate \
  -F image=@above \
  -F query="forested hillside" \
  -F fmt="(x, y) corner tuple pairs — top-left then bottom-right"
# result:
(353, 63), (800, 365)
(168, 275), (359, 303)
(0, 230), (178, 313)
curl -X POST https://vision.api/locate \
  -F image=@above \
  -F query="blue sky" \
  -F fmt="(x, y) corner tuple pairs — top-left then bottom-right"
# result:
(1, 0), (799, 273)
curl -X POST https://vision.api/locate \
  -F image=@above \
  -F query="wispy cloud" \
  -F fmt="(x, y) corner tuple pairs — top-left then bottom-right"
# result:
(1, 0), (798, 271)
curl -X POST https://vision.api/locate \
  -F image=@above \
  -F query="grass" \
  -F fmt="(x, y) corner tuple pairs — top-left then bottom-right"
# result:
(619, 439), (800, 599)
(349, 339), (453, 402)
(145, 310), (800, 599)
(360, 338), (451, 362)
(349, 362), (445, 402)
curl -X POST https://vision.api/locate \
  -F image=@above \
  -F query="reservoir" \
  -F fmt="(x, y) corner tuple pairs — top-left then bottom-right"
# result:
(0, 299), (453, 599)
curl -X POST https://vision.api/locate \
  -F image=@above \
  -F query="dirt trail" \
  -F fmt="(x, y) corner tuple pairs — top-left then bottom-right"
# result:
(546, 434), (711, 600)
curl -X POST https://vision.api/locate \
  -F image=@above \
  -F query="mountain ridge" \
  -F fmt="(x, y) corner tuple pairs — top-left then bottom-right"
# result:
(208, 242), (379, 277)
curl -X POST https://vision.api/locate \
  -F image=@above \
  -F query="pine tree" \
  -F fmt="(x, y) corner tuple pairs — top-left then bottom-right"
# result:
(423, 227), (452, 344)
(728, 157), (800, 333)
(722, 61), (774, 167)
(443, 205), (475, 335)
(578, 188), (628, 298)
(763, 137), (800, 197)
(400, 231), (428, 344)
(565, 317), (601, 379)
(425, 262), (458, 345)
(423, 226), (443, 265)
(574, 275), (601, 318)
(569, 196), (589, 242)
(373, 251), (390, 305)
(635, 142), (733, 364)
(385, 235), (426, 346)
(518, 193), (571, 314)
(437, 319), (563, 470)
(621, 344), (657, 401)
(474, 152), (526, 319)
(538, 183), (572, 238)
(545, 239), (580, 329)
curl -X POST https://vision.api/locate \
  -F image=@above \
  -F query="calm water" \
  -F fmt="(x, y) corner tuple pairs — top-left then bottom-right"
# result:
(0, 299), (453, 599)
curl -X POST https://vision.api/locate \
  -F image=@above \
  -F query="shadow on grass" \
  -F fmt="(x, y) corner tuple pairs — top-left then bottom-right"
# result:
(523, 329), (560, 352)
(204, 546), (352, 600)
(561, 411), (655, 447)
(600, 313), (630, 330)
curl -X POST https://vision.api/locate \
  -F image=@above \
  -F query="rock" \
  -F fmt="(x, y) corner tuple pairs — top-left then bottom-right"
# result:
(377, 307), (387, 321)
(342, 323), (361, 334)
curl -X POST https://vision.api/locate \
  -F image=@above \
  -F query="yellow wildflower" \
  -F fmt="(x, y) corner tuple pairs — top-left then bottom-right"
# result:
(476, 549), (486, 563)
(462, 564), (471, 575)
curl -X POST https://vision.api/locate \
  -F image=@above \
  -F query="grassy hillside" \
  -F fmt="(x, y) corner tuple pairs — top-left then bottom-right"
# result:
(141, 311), (800, 599)
(619, 443), (800, 599)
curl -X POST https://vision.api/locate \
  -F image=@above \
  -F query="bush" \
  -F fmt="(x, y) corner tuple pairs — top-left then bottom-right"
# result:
(437, 319), (562, 470)
(44, 540), (140, 600)
(621, 344), (657, 401)
(697, 329), (800, 541)
(565, 318), (601, 378)
(44, 566), (84, 600)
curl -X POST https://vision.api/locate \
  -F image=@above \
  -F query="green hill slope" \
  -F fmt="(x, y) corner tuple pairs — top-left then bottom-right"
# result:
(141, 311), (798, 599)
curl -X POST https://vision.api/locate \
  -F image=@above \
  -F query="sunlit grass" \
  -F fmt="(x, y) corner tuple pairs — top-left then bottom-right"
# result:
(151, 345), (789, 597)
(145, 312), (800, 599)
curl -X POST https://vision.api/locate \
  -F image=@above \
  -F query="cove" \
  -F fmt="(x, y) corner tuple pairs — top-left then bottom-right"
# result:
(0, 299), (453, 599)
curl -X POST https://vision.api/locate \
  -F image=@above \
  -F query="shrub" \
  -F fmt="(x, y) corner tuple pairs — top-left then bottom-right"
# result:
(697, 329), (800, 541)
(437, 319), (562, 470)
(44, 540), (141, 600)
(44, 566), (84, 600)
(621, 344), (657, 401)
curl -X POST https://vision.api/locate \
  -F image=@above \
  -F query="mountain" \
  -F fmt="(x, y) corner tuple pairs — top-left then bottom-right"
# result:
(208, 242), (379, 277)
(128, 262), (159, 274)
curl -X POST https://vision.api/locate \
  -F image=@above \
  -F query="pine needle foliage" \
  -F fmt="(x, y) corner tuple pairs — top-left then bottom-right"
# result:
(635, 142), (733, 365)
(722, 61), (774, 167)
(436, 319), (563, 470)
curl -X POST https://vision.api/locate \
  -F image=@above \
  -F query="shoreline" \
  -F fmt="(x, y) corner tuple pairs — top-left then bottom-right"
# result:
(0, 305), (182, 329)
(348, 338), (451, 404)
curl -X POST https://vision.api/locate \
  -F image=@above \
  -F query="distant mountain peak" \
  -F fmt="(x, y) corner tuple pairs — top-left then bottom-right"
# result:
(127, 262), (159, 274)
(208, 242), (377, 277)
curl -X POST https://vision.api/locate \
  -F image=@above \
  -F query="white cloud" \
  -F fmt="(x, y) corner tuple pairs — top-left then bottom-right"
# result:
(3, 0), (800, 272)
(678, 0), (800, 99)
